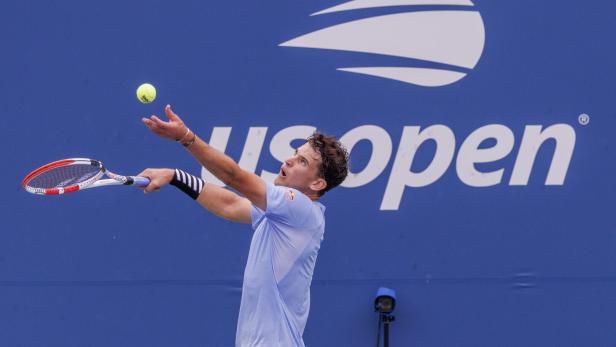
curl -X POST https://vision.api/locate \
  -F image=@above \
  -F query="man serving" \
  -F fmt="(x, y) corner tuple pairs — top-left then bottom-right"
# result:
(139, 105), (349, 347)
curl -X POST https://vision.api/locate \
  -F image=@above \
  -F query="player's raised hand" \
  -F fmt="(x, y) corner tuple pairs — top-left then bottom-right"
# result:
(142, 104), (189, 141)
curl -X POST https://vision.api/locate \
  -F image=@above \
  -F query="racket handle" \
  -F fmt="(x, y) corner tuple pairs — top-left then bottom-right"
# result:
(131, 176), (151, 187)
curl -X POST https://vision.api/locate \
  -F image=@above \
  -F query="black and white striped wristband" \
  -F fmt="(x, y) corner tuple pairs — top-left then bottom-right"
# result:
(170, 169), (205, 200)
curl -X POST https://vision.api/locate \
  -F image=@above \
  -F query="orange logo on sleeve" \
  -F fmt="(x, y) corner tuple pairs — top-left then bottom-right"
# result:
(286, 190), (296, 201)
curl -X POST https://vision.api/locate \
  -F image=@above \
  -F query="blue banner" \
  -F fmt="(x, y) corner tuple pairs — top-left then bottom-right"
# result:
(3, 0), (615, 345)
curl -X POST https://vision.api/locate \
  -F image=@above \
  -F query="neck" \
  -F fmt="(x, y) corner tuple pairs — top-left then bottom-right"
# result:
(305, 191), (320, 201)
(306, 193), (321, 201)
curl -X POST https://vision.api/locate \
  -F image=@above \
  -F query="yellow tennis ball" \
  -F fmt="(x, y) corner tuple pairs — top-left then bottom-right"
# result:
(136, 83), (156, 104)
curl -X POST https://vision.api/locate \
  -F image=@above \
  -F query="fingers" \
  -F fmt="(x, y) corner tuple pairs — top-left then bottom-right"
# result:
(142, 114), (169, 127)
(142, 117), (168, 137)
(137, 169), (151, 178)
(137, 169), (158, 193)
(143, 178), (161, 193)
(142, 117), (158, 129)
(143, 183), (161, 193)
(138, 168), (173, 194)
(165, 104), (180, 121)
(142, 105), (181, 126)
(150, 115), (169, 127)
(141, 105), (185, 140)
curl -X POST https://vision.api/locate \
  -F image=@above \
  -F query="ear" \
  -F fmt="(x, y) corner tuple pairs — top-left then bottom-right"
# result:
(310, 178), (327, 193)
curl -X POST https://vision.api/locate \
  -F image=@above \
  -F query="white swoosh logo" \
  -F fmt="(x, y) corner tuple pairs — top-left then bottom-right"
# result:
(311, 0), (475, 15)
(280, 2), (485, 87)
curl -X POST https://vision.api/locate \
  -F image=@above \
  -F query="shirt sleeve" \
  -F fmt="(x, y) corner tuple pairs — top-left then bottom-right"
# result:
(262, 181), (317, 229)
(251, 204), (265, 230)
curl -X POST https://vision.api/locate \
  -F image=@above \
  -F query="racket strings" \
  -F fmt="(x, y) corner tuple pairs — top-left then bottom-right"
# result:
(27, 164), (102, 189)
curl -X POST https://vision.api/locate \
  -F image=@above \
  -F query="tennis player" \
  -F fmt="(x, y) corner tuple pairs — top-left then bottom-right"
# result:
(139, 105), (349, 347)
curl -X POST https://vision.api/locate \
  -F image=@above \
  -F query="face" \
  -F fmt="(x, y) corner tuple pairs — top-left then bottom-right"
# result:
(275, 142), (326, 196)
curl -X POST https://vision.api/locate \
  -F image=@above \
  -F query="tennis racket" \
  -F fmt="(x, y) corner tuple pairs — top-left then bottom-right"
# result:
(22, 158), (150, 195)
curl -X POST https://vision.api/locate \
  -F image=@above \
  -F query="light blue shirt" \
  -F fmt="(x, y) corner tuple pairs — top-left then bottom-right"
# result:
(236, 181), (326, 347)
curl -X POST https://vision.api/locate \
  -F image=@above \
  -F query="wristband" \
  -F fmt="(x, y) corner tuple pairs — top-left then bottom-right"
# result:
(176, 127), (191, 142)
(182, 131), (197, 148)
(170, 169), (204, 200)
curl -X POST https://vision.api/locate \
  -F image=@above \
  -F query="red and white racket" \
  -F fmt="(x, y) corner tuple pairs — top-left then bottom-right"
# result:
(22, 158), (150, 195)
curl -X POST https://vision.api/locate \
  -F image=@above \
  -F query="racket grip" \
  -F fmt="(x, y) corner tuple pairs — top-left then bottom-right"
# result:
(131, 176), (151, 187)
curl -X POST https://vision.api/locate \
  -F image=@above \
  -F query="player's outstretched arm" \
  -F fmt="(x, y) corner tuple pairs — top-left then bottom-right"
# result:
(138, 168), (252, 224)
(141, 105), (267, 211)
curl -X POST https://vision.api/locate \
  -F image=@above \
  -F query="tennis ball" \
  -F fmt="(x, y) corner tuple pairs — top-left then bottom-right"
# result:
(136, 83), (156, 104)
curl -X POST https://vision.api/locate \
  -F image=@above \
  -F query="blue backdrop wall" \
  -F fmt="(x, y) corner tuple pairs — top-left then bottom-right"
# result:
(2, 1), (615, 346)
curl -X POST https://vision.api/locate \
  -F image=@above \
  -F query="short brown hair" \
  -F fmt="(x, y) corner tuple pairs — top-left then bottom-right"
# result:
(307, 131), (349, 196)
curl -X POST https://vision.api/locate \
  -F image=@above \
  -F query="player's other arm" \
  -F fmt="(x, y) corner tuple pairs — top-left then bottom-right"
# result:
(138, 168), (252, 224)
(197, 183), (252, 224)
(185, 137), (266, 210)
(141, 105), (266, 210)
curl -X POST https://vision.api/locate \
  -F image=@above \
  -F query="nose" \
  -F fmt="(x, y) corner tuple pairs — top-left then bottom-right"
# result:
(285, 157), (294, 167)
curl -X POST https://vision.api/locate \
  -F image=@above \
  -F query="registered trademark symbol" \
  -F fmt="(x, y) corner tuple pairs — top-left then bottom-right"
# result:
(578, 113), (590, 125)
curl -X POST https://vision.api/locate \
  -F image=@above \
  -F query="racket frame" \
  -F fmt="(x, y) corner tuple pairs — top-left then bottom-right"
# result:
(22, 158), (148, 195)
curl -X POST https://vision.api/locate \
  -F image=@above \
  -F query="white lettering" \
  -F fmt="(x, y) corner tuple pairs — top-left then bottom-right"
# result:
(381, 125), (455, 210)
(197, 122), (577, 210)
(510, 124), (576, 185)
(201, 127), (268, 186)
(456, 124), (514, 187)
(340, 125), (392, 188)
